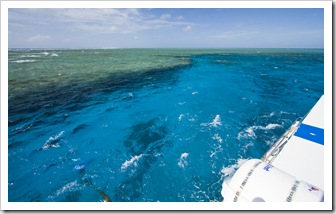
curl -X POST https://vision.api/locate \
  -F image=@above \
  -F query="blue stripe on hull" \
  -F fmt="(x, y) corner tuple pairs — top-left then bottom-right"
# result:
(294, 123), (324, 145)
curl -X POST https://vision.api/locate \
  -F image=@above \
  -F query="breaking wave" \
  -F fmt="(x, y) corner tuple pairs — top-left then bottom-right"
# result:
(121, 154), (144, 171)
(19, 54), (41, 58)
(178, 153), (189, 168)
(47, 180), (81, 201)
(42, 131), (65, 150)
(11, 59), (36, 63)
(201, 115), (222, 127)
(221, 159), (248, 177)
(237, 123), (282, 140)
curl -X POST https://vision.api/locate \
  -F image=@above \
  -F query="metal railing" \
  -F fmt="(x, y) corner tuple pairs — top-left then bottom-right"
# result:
(262, 117), (303, 164)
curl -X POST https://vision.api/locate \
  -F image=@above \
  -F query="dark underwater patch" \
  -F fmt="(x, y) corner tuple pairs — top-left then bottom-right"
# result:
(72, 124), (89, 135)
(113, 118), (171, 201)
(124, 118), (169, 155)
(8, 63), (188, 128)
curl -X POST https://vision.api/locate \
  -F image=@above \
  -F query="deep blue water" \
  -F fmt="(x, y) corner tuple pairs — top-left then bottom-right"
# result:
(8, 49), (323, 202)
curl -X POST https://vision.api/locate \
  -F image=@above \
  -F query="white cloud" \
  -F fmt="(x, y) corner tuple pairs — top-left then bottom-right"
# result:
(109, 26), (118, 32)
(10, 9), (195, 35)
(212, 31), (258, 38)
(56, 9), (145, 33)
(160, 13), (172, 20)
(183, 25), (192, 32)
(27, 34), (51, 42)
(176, 16), (184, 20)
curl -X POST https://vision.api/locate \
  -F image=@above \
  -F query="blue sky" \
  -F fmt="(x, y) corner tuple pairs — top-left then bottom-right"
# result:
(8, 8), (324, 49)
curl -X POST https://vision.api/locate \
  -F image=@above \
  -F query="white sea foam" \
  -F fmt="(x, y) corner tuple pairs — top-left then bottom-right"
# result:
(178, 153), (189, 168)
(51, 53), (58, 57)
(188, 117), (196, 122)
(237, 124), (282, 140)
(221, 159), (248, 177)
(210, 133), (227, 158)
(210, 152), (216, 158)
(121, 154), (143, 171)
(280, 111), (294, 115)
(178, 114), (184, 121)
(244, 127), (257, 138)
(55, 181), (78, 197)
(20, 54), (41, 58)
(47, 180), (80, 201)
(43, 143), (60, 150)
(212, 133), (223, 143)
(243, 142), (254, 151)
(265, 136), (278, 146)
(41, 52), (49, 56)
(42, 131), (64, 150)
(181, 153), (189, 158)
(262, 112), (275, 118)
(12, 60), (36, 63)
(48, 131), (64, 141)
(210, 144), (223, 158)
(73, 164), (85, 171)
(210, 115), (222, 127)
(201, 115), (222, 127)
(192, 91), (198, 95)
(263, 124), (282, 129)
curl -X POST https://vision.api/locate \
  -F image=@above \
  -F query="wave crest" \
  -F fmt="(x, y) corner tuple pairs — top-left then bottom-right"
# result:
(178, 152), (189, 168)
(42, 131), (65, 150)
(121, 154), (143, 171)
(11, 60), (36, 63)
(221, 158), (248, 177)
(201, 115), (222, 127)
(237, 123), (282, 140)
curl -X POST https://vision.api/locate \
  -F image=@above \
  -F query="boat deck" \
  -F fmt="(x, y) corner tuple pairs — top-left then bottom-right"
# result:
(270, 95), (324, 189)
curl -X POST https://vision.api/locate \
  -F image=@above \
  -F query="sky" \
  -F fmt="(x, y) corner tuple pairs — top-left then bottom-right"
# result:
(8, 8), (324, 49)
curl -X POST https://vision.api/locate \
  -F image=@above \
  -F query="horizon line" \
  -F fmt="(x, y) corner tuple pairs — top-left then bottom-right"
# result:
(8, 47), (324, 50)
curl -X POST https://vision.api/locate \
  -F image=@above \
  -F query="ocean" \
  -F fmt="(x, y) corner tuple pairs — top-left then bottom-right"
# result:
(8, 48), (324, 202)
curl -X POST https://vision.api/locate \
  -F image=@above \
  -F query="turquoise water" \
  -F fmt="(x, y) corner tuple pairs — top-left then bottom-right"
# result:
(8, 48), (323, 202)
